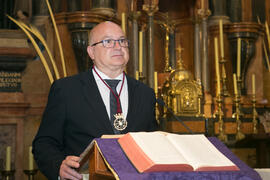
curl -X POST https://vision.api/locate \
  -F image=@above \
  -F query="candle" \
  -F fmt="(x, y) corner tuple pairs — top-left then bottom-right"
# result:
(237, 38), (241, 78)
(201, 0), (205, 9)
(136, 71), (139, 80)
(233, 74), (238, 95)
(121, 12), (126, 35)
(139, 31), (143, 73)
(6, 146), (11, 171)
(222, 65), (226, 78)
(252, 74), (255, 95)
(214, 37), (221, 95)
(154, 71), (158, 94)
(29, 146), (34, 170)
(219, 19), (224, 58)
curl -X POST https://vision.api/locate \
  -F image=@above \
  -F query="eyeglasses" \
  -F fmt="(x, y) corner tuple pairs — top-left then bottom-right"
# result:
(91, 38), (129, 48)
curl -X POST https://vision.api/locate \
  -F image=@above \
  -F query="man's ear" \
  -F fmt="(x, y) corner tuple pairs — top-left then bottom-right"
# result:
(87, 46), (95, 60)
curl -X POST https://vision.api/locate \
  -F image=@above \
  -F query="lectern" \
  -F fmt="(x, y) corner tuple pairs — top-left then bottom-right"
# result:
(81, 138), (262, 180)
(86, 143), (115, 180)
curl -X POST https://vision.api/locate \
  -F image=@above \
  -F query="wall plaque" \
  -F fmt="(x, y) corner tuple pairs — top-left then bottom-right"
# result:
(0, 71), (21, 92)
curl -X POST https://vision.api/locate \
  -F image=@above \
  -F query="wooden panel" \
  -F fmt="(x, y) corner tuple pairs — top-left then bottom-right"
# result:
(0, 93), (29, 180)
(266, 0), (270, 23)
(166, 120), (205, 133)
(175, 20), (194, 74)
(214, 122), (255, 134)
(0, 47), (35, 58)
(241, 0), (252, 22)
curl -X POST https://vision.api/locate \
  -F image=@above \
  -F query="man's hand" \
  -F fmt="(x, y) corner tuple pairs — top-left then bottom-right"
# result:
(60, 156), (83, 180)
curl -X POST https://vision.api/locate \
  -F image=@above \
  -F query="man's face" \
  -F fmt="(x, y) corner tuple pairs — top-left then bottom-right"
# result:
(87, 22), (129, 71)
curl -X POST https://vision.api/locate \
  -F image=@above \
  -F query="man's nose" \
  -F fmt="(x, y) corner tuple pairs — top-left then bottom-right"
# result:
(114, 40), (121, 49)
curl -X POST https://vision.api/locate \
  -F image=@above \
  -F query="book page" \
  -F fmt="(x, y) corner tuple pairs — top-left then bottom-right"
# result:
(166, 134), (236, 170)
(130, 132), (189, 164)
(101, 134), (124, 139)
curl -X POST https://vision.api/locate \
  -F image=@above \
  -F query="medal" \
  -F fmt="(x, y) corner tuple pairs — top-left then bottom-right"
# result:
(113, 113), (128, 131)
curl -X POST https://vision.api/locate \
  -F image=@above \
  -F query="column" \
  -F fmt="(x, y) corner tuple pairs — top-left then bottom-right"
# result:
(169, 30), (176, 69)
(194, 18), (201, 82)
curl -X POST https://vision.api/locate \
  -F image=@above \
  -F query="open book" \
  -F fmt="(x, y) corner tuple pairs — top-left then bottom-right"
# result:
(118, 132), (239, 173)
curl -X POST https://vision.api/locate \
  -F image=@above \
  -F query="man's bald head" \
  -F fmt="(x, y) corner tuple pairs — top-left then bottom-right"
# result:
(89, 21), (123, 45)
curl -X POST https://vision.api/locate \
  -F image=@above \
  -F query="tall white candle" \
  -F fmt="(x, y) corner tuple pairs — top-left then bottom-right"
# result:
(29, 146), (34, 170)
(233, 74), (238, 95)
(6, 146), (11, 171)
(139, 31), (143, 73)
(252, 74), (255, 95)
(135, 71), (139, 80)
(201, 0), (205, 9)
(237, 38), (241, 78)
(219, 19), (224, 58)
(154, 71), (158, 94)
(214, 37), (221, 95)
(121, 12), (126, 35)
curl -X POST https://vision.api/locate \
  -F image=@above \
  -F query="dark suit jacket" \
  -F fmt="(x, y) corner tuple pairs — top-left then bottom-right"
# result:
(32, 70), (157, 180)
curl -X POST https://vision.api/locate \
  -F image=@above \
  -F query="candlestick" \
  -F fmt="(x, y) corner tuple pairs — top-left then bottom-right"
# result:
(1, 170), (15, 180)
(29, 146), (34, 170)
(233, 74), (238, 95)
(251, 86), (258, 134)
(214, 37), (220, 95)
(154, 71), (158, 94)
(237, 38), (241, 78)
(219, 20), (224, 58)
(24, 169), (38, 180)
(6, 146), (11, 171)
(139, 31), (143, 73)
(121, 12), (126, 35)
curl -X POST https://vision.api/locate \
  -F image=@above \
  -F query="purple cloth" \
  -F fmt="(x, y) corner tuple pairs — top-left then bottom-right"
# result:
(95, 137), (262, 180)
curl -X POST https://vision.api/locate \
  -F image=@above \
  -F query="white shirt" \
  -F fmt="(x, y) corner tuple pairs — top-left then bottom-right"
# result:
(92, 67), (128, 119)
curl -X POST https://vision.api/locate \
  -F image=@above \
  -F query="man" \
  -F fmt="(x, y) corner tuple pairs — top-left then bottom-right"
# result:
(32, 21), (157, 180)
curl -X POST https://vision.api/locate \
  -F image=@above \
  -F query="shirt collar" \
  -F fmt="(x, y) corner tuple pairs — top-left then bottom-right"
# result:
(92, 67), (124, 81)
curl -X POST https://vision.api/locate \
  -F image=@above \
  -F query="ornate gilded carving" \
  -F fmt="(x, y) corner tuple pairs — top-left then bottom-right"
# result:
(161, 45), (203, 117)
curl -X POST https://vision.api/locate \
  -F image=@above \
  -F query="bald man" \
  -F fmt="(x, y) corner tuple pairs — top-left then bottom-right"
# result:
(32, 21), (157, 180)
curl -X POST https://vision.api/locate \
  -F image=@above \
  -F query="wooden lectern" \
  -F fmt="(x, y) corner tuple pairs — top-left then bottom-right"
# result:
(87, 143), (115, 180)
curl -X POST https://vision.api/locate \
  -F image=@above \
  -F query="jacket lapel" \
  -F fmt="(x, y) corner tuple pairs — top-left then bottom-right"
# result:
(79, 70), (113, 133)
(125, 76), (139, 130)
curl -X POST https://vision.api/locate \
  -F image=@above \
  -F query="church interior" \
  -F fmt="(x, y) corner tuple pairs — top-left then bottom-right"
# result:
(0, 0), (270, 179)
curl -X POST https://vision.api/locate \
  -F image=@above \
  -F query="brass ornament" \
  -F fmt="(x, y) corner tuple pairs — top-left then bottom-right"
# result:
(113, 113), (127, 131)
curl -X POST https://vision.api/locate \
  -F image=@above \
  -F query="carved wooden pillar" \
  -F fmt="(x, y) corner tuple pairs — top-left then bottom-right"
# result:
(0, 29), (33, 180)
